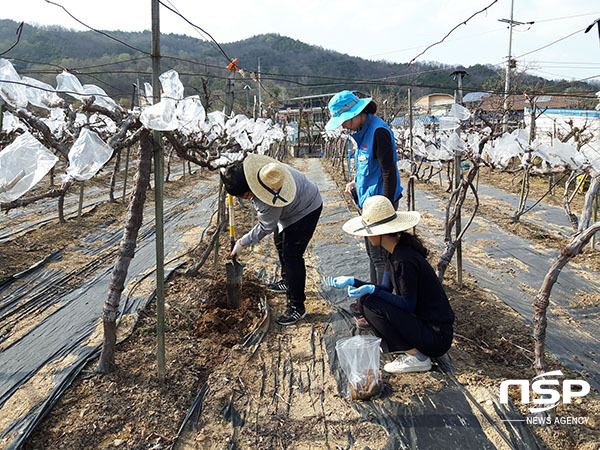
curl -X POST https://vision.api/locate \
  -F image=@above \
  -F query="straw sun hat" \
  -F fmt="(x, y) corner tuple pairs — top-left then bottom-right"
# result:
(243, 153), (296, 206)
(342, 195), (421, 236)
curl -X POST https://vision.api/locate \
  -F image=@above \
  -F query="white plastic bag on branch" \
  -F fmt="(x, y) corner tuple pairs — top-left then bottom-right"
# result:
(0, 132), (58, 203)
(438, 116), (461, 131)
(41, 108), (66, 138)
(210, 151), (245, 169)
(550, 141), (587, 169)
(0, 58), (28, 108)
(56, 72), (86, 100)
(205, 111), (226, 132)
(83, 84), (122, 112)
(397, 159), (412, 173)
(233, 131), (253, 150)
(22, 76), (62, 109)
(441, 131), (465, 156)
(484, 130), (527, 169)
(160, 70), (184, 101)
(2, 111), (24, 133)
(140, 99), (178, 131)
(225, 114), (251, 136)
(531, 142), (563, 169)
(176, 95), (206, 134)
(581, 145), (600, 174)
(66, 128), (114, 181)
(90, 113), (118, 134)
(449, 104), (471, 121)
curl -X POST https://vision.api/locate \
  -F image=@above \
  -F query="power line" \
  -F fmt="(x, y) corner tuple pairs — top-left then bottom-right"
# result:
(43, 0), (151, 56)
(513, 26), (588, 59)
(534, 12), (600, 24)
(407, 0), (500, 66)
(157, 0), (234, 65)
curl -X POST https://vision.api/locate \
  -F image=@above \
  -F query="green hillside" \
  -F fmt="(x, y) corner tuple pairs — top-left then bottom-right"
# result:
(0, 19), (595, 112)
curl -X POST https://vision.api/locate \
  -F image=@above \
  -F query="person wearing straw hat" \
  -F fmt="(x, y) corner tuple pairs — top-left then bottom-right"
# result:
(221, 153), (322, 326)
(326, 90), (404, 329)
(326, 196), (454, 373)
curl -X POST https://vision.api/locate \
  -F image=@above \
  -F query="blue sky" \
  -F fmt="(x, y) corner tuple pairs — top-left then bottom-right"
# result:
(2, 0), (599, 82)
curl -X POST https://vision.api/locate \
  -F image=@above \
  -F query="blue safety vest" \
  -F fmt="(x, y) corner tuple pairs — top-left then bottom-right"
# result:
(351, 114), (403, 208)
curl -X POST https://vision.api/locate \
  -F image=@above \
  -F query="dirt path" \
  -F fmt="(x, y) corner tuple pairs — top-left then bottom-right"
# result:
(172, 158), (543, 450)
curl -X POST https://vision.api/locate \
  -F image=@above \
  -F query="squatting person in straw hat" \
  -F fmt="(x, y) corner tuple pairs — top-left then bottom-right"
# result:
(326, 196), (454, 373)
(220, 153), (322, 326)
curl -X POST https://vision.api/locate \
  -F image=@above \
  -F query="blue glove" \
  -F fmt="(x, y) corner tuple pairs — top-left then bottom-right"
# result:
(348, 284), (375, 298)
(325, 276), (354, 288)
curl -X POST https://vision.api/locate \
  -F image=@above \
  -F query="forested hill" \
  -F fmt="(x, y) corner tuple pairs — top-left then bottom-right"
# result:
(0, 19), (594, 110)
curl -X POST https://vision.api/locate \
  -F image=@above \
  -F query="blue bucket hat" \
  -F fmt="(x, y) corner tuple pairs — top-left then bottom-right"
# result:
(325, 90), (372, 131)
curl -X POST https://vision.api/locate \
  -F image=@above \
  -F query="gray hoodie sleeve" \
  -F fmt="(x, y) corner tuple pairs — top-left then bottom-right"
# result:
(239, 198), (282, 246)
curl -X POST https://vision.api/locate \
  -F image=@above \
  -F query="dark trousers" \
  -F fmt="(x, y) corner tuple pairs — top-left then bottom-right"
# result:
(361, 295), (453, 357)
(274, 205), (322, 310)
(365, 237), (386, 284)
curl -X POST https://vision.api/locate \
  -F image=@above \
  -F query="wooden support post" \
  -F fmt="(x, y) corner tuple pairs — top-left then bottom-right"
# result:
(122, 147), (130, 202)
(151, 0), (166, 381)
(77, 182), (84, 224)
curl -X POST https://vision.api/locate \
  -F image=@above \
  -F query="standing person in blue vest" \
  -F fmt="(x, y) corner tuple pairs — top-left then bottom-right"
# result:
(326, 90), (403, 325)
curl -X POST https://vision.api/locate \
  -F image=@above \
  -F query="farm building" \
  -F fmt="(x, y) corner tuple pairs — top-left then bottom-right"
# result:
(413, 93), (455, 116)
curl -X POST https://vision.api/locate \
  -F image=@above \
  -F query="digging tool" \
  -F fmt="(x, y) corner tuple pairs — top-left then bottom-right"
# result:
(225, 194), (244, 308)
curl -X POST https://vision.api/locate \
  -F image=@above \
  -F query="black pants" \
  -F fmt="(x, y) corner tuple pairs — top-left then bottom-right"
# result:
(274, 205), (322, 310)
(360, 294), (453, 357)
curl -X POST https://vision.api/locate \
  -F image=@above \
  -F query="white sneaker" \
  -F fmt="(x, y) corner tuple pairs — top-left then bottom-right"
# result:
(383, 353), (432, 374)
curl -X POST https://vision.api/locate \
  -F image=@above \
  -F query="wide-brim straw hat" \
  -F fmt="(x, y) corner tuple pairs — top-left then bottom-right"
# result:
(342, 195), (421, 236)
(243, 153), (296, 206)
(325, 90), (372, 131)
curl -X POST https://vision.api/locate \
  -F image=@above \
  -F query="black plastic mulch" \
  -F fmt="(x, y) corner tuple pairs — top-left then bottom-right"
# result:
(0, 178), (216, 450)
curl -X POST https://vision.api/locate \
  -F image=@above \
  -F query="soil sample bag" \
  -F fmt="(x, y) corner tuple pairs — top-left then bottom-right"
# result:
(335, 335), (382, 400)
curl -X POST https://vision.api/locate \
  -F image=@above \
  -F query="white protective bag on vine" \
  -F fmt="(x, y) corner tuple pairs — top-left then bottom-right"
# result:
(0, 58), (28, 108)
(65, 128), (114, 181)
(0, 132), (58, 203)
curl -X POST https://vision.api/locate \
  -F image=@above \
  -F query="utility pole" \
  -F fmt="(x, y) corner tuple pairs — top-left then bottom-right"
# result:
(151, 0), (166, 382)
(225, 74), (234, 116)
(257, 57), (263, 118)
(407, 89), (415, 213)
(451, 70), (468, 288)
(243, 85), (251, 116)
(499, 0), (525, 133)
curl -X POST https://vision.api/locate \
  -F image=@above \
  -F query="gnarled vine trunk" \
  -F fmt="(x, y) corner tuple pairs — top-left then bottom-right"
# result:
(96, 129), (153, 374)
(533, 175), (600, 374)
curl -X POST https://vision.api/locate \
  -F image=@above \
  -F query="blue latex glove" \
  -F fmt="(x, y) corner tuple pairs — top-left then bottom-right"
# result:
(325, 276), (354, 288)
(348, 284), (375, 298)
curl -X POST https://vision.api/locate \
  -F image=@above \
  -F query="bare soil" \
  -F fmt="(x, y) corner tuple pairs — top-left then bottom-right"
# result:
(0, 158), (596, 449)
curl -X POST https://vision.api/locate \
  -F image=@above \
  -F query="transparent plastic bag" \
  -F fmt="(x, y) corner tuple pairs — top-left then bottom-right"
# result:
(0, 58), (28, 108)
(0, 132), (58, 203)
(22, 76), (62, 109)
(160, 69), (184, 101)
(66, 128), (113, 181)
(140, 98), (178, 131)
(335, 335), (382, 400)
